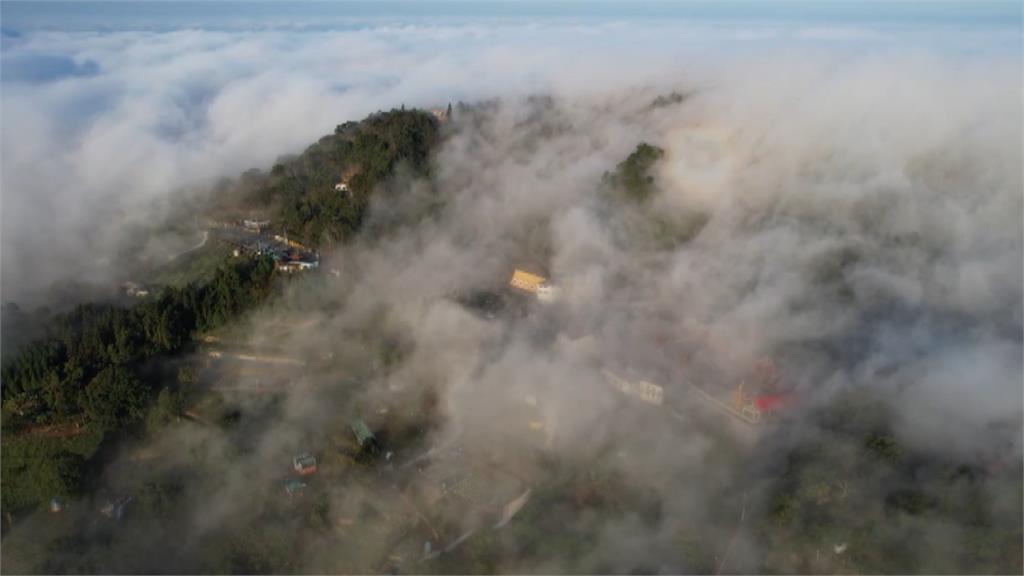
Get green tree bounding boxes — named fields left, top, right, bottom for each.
left=34, top=451, right=86, bottom=501
left=604, top=142, right=665, bottom=202
left=80, top=365, right=148, bottom=431
left=147, top=386, right=185, bottom=431
left=1, top=440, right=88, bottom=510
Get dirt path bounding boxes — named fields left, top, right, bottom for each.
left=182, top=410, right=213, bottom=426
left=165, top=230, right=209, bottom=264
left=15, top=421, right=85, bottom=439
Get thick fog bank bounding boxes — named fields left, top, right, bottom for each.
left=1, top=16, right=1021, bottom=573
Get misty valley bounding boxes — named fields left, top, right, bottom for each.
left=1, top=2, right=1022, bottom=574
left=2, top=97, right=1021, bottom=574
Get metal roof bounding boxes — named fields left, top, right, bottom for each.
left=510, top=269, right=546, bottom=293
left=350, top=419, right=375, bottom=446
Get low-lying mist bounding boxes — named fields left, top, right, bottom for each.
left=1, top=16, right=1021, bottom=575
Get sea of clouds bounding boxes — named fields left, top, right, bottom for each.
left=0, top=7, right=1021, bottom=571
left=1, top=10, right=1019, bottom=302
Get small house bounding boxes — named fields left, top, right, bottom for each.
left=350, top=419, right=376, bottom=448
left=730, top=384, right=797, bottom=424
left=509, top=269, right=558, bottom=303
left=509, top=269, right=545, bottom=294
left=293, top=452, right=317, bottom=476
left=753, top=392, right=797, bottom=414
left=285, top=479, right=307, bottom=498
left=349, top=419, right=381, bottom=458
left=536, top=283, right=559, bottom=303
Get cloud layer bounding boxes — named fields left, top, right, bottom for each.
left=1, top=10, right=1021, bottom=572
left=1, top=15, right=1020, bottom=302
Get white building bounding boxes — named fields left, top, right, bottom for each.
left=602, top=369, right=664, bottom=405
left=536, top=283, right=559, bottom=303
left=243, top=219, right=270, bottom=231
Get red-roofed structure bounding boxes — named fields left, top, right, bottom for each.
left=753, top=393, right=797, bottom=414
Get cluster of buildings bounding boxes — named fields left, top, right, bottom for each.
left=507, top=264, right=802, bottom=430
left=283, top=419, right=378, bottom=500
left=276, top=255, right=319, bottom=272
left=506, top=265, right=796, bottom=424
left=505, top=266, right=796, bottom=427
left=267, top=233, right=319, bottom=273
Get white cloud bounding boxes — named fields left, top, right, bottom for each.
left=2, top=13, right=1021, bottom=571
left=0, top=14, right=1019, bottom=431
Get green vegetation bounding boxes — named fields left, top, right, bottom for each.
left=601, top=142, right=709, bottom=250
left=2, top=255, right=275, bottom=418
left=1, top=430, right=104, bottom=512
left=149, top=242, right=233, bottom=288
left=145, top=385, right=187, bottom=432
left=1, top=108, right=443, bottom=523
left=755, top=389, right=1023, bottom=574
left=3, top=106, right=1020, bottom=575
left=248, top=108, right=441, bottom=245
left=604, top=142, right=665, bottom=203
left=649, top=91, right=689, bottom=109
left=1, top=256, right=275, bottom=513
left=645, top=210, right=710, bottom=250
left=488, top=461, right=662, bottom=572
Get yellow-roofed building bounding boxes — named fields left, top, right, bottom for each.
left=509, top=269, right=546, bottom=294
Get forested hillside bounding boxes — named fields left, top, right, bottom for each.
left=1, top=257, right=275, bottom=512
left=1, top=108, right=445, bottom=519
left=238, top=109, right=441, bottom=245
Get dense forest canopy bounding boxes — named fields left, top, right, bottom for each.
left=243, top=109, right=441, bottom=246
left=1, top=257, right=275, bottom=512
